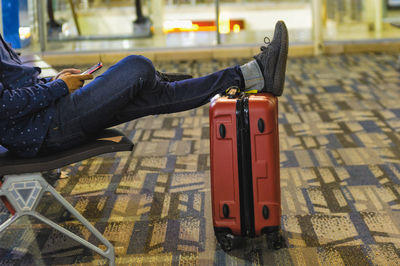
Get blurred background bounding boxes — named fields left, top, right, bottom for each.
left=2, top=0, right=400, bottom=55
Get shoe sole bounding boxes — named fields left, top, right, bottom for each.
left=272, top=21, right=288, bottom=96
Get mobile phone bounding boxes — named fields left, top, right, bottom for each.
left=82, top=62, right=103, bottom=74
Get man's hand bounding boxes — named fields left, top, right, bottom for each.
left=54, top=68, right=82, bottom=80
left=59, top=73, right=93, bottom=93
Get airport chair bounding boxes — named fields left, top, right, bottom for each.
left=0, top=129, right=134, bottom=266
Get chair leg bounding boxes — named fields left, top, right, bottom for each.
left=0, top=174, right=115, bottom=265
left=0, top=214, right=19, bottom=234
left=40, top=180, right=115, bottom=265
left=33, top=211, right=115, bottom=265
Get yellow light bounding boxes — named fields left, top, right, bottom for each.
left=233, top=24, right=240, bottom=33
left=219, top=17, right=230, bottom=34
left=163, top=20, right=193, bottom=32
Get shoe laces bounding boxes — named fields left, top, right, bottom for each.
left=260, top=36, right=271, bottom=52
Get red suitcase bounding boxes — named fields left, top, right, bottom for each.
left=209, top=91, right=282, bottom=251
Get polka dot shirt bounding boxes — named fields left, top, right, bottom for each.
left=0, top=35, right=69, bottom=157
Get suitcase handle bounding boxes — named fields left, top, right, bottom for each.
left=225, top=86, right=241, bottom=98
left=219, top=124, right=226, bottom=139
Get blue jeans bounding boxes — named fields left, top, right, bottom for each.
left=39, top=55, right=244, bottom=154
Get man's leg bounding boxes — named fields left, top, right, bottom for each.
left=74, top=55, right=244, bottom=131
left=40, top=55, right=244, bottom=153
left=111, top=65, right=244, bottom=125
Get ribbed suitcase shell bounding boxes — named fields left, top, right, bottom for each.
left=209, top=93, right=280, bottom=237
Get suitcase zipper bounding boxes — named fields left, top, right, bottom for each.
left=236, top=95, right=256, bottom=237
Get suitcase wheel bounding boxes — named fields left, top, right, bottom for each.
left=266, top=231, right=284, bottom=250
left=216, top=232, right=236, bottom=252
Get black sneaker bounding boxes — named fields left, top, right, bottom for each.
left=254, top=21, right=288, bottom=96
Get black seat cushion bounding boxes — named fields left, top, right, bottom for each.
left=0, top=129, right=134, bottom=176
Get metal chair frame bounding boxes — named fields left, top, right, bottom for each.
left=0, top=129, right=134, bottom=265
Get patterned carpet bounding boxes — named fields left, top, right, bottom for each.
left=2, top=53, right=400, bottom=265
